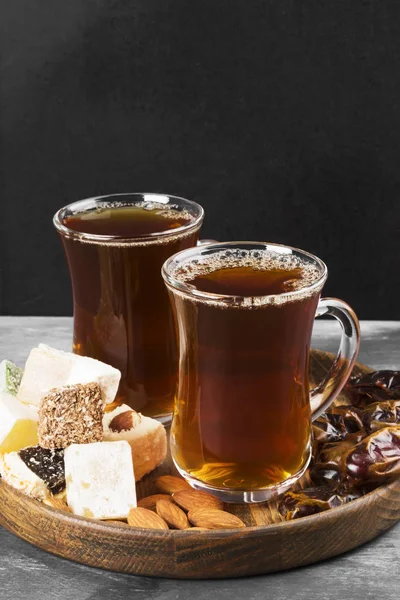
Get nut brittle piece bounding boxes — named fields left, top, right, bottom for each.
left=38, top=382, right=103, bottom=449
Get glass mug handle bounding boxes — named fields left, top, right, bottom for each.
left=310, top=298, right=360, bottom=420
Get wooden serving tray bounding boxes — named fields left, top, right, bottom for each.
left=0, top=350, right=399, bottom=579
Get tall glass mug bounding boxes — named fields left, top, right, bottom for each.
left=54, top=193, right=204, bottom=422
left=162, top=242, right=360, bottom=503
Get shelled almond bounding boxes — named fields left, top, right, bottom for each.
left=137, top=494, right=172, bottom=510
left=109, top=410, right=140, bottom=432
left=156, top=499, right=191, bottom=530
left=173, top=489, right=224, bottom=512
left=128, top=507, right=169, bottom=530
left=155, top=475, right=191, bottom=494
left=188, top=508, right=246, bottom=529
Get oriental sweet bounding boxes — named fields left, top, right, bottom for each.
left=0, top=446, right=65, bottom=499
left=38, top=383, right=104, bottom=448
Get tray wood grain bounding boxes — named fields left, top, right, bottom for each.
left=0, top=350, right=399, bottom=579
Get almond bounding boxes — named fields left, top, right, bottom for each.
left=188, top=508, right=246, bottom=529
left=109, top=410, right=140, bottom=432
left=138, top=494, right=172, bottom=510
left=43, top=497, right=72, bottom=513
left=173, top=489, right=223, bottom=512
left=128, top=507, right=169, bottom=530
left=102, top=520, right=129, bottom=527
left=155, top=475, right=191, bottom=494
left=156, top=499, right=190, bottom=530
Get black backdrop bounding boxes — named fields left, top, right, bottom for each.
left=1, top=1, right=399, bottom=318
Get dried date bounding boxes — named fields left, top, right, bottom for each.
left=278, top=485, right=363, bottom=520
left=279, top=487, right=341, bottom=520
left=310, top=436, right=362, bottom=487
left=291, top=371, right=400, bottom=518
left=345, top=426, right=400, bottom=485
left=313, top=407, right=363, bottom=445
left=362, top=400, right=400, bottom=433
left=347, top=370, right=400, bottom=407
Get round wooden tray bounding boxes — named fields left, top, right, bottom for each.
left=1, top=350, right=399, bottom=579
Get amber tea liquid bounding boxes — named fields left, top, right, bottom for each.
left=169, top=251, right=321, bottom=490
left=61, top=204, right=200, bottom=418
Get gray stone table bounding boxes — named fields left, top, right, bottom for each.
left=1, top=317, right=399, bottom=600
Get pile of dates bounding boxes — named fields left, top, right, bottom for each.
left=279, top=371, right=400, bottom=520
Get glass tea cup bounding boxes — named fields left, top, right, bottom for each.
left=162, top=241, right=360, bottom=503
left=54, top=193, right=204, bottom=423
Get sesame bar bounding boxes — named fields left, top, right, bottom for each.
left=38, top=382, right=103, bottom=449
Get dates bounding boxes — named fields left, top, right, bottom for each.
left=279, top=369, right=400, bottom=521
left=362, top=400, right=400, bottom=432
left=347, top=370, right=400, bottom=407
left=311, top=428, right=400, bottom=488
left=313, top=407, right=363, bottom=445
left=310, top=435, right=363, bottom=487
left=279, top=487, right=342, bottom=520
left=279, top=486, right=363, bottom=520
left=345, top=427, right=400, bottom=485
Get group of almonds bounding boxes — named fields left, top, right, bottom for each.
left=132, top=475, right=245, bottom=530
left=44, top=475, right=246, bottom=531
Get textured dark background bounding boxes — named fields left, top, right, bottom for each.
left=1, top=1, right=399, bottom=318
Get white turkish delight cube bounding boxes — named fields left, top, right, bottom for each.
left=64, top=441, right=137, bottom=520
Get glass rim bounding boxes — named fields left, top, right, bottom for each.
left=162, top=241, right=328, bottom=304
left=53, top=192, right=204, bottom=244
